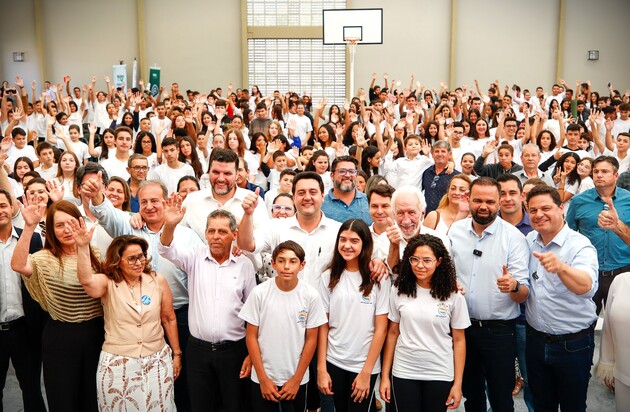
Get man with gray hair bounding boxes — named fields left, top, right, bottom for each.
left=421, top=140, right=460, bottom=213
left=159, top=202, right=256, bottom=412
left=375, top=185, right=450, bottom=270
left=513, top=144, right=555, bottom=186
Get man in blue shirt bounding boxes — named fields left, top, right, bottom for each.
left=321, top=156, right=372, bottom=224
left=525, top=185, right=599, bottom=412
left=566, top=155, right=630, bottom=314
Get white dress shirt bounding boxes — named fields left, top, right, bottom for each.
left=448, top=217, right=530, bottom=321
left=526, top=224, right=598, bottom=335
left=158, top=242, right=256, bottom=343
left=0, top=228, right=24, bottom=323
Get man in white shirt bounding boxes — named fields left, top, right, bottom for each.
left=34, top=142, right=58, bottom=181
left=159, top=207, right=255, bottom=412
left=150, top=102, right=172, bottom=142
left=375, top=185, right=449, bottom=270
left=100, top=126, right=132, bottom=180
left=287, top=103, right=313, bottom=146
left=181, top=149, right=268, bottom=242
left=448, top=177, right=530, bottom=412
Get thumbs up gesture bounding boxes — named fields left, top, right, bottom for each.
left=496, top=265, right=515, bottom=293
left=598, top=198, right=619, bottom=231
left=385, top=217, right=402, bottom=245
left=241, top=187, right=260, bottom=216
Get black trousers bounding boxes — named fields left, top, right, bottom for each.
left=0, top=317, right=46, bottom=412
left=42, top=317, right=103, bottom=412
left=173, top=305, right=191, bottom=412
left=187, top=336, right=251, bottom=412
left=327, top=361, right=378, bottom=412
left=391, top=376, right=453, bottom=412
left=251, top=382, right=307, bottom=412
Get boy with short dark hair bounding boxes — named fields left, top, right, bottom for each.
left=239, top=241, right=327, bottom=411
left=34, top=141, right=58, bottom=181
left=268, top=151, right=287, bottom=191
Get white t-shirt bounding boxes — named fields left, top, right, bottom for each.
left=6, top=144, right=38, bottom=170
left=319, top=270, right=390, bottom=374
left=150, top=116, right=172, bottom=142
left=238, top=279, right=327, bottom=386
left=57, top=139, right=90, bottom=163
left=101, top=156, right=131, bottom=180
left=93, top=100, right=110, bottom=130
left=34, top=164, right=58, bottom=181
left=612, top=118, right=630, bottom=138
left=388, top=284, right=470, bottom=381
left=288, top=114, right=313, bottom=145
left=148, top=162, right=195, bottom=194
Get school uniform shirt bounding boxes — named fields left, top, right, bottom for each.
left=319, top=270, right=390, bottom=374
left=388, top=285, right=470, bottom=381
left=238, top=279, right=327, bottom=386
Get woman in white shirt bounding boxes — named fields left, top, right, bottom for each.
left=55, top=151, right=81, bottom=206
left=380, top=234, right=469, bottom=412
left=318, top=219, right=389, bottom=411
left=576, top=157, right=595, bottom=194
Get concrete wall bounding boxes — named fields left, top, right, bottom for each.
left=1, top=0, right=627, bottom=97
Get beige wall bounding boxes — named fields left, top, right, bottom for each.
left=1, top=0, right=628, bottom=98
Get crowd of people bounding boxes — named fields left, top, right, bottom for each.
left=1, top=73, right=629, bottom=412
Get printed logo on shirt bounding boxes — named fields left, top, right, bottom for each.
left=436, top=302, right=449, bottom=318
left=360, top=295, right=373, bottom=305
left=297, top=308, right=308, bottom=325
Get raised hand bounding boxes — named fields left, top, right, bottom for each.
left=20, top=192, right=47, bottom=227
left=80, top=170, right=104, bottom=200
left=496, top=265, right=515, bottom=293
left=598, top=198, right=620, bottom=231
left=46, top=179, right=65, bottom=202
left=15, top=76, right=24, bottom=88
left=68, top=217, right=96, bottom=248
left=533, top=251, right=564, bottom=274
left=385, top=217, right=401, bottom=245
left=163, top=193, right=186, bottom=227
left=88, top=122, right=97, bottom=135
left=241, top=187, right=260, bottom=215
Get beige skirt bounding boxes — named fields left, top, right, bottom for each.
left=97, top=344, right=176, bottom=411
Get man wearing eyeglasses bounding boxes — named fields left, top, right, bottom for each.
left=321, top=156, right=371, bottom=224
left=448, top=177, right=530, bottom=412
left=422, top=140, right=460, bottom=213
left=126, top=154, right=149, bottom=213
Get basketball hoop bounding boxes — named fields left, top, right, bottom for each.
left=344, top=36, right=360, bottom=58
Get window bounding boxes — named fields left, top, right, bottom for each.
left=246, top=0, right=347, bottom=106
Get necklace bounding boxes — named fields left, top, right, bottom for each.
left=125, top=278, right=141, bottom=306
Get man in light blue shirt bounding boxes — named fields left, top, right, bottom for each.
left=566, top=155, right=630, bottom=314
left=525, top=185, right=598, bottom=412
left=321, top=156, right=372, bottom=225
left=449, top=177, right=530, bottom=412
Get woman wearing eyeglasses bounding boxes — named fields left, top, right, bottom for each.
left=379, top=234, right=469, bottom=411
left=11, top=200, right=104, bottom=412
left=73, top=231, right=181, bottom=411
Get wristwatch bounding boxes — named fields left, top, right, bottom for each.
left=510, top=280, right=521, bottom=293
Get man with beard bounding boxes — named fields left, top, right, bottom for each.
left=375, top=185, right=449, bottom=270
left=448, top=177, right=530, bottom=412
left=181, top=149, right=268, bottom=242
left=321, top=156, right=371, bottom=224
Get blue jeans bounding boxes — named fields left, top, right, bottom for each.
left=463, top=322, right=516, bottom=412
left=515, top=323, right=534, bottom=412
left=526, top=326, right=594, bottom=412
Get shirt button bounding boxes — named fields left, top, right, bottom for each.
left=137, top=324, right=141, bottom=328
left=137, top=341, right=142, bottom=345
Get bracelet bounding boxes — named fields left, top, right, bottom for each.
left=173, top=351, right=183, bottom=358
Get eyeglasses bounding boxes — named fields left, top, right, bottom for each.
left=409, top=256, right=437, bottom=267
left=130, top=166, right=149, bottom=172
left=334, top=168, right=358, bottom=176
left=124, top=254, right=146, bottom=265
left=272, top=205, right=294, bottom=213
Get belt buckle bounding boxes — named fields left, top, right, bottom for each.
left=601, top=269, right=614, bottom=277
left=210, top=342, right=222, bottom=351
left=0, top=323, right=10, bottom=331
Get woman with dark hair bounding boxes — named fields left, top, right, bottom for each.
left=468, top=109, right=481, bottom=125
left=305, top=150, right=332, bottom=193
left=589, top=91, right=600, bottom=111
left=424, top=121, right=440, bottom=145
left=360, top=145, right=381, bottom=177
left=226, top=127, right=260, bottom=181
left=105, top=176, right=131, bottom=212
left=74, top=231, right=180, bottom=411
left=316, top=123, right=337, bottom=162
left=11, top=200, right=105, bottom=412
left=534, top=130, right=558, bottom=164
left=552, top=152, right=581, bottom=206
left=117, top=111, right=137, bottom=131
left=380, top=234, right=469, bottom=411
left=12, top=156, right=35, bottom=185
left=197, top=110, right=216, bottom=134
left=88, top=126, right=116, bottom=161
left=179, top=136, right=204, bottom=179
left=318, top=219, right=389, bottom=411
left=466, top=118, right=491, bottom=157
left=343, top=121, right=365, bottom=147
left=133, top=130, right=161, bottom=169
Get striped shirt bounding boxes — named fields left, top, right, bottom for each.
left=23, top=250, right=103, bottom=322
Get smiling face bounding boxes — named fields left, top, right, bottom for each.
left=337, top=229, right=362, bottom=264
left=469, top=184, right=499, bottom=226
left=331, top=161, right=357, bottom=193
left=369, top=192, right=393, bottom=226
left=460, top=154, right=475, bottom=174
left=209, top=160, right=237, bottom=196
left=577, top=159, right=592, bottom=178
left=293, top=178, right=323, bottom=218
left=25, top=182, right=49, bottom=206
left=105, top=180, right=126, bottom=209
left=409, top=245, right=441, bottom=288
left=499, top=179, right=523, bottom=216
left=394, top=193, right=423, bottom=239
left=138, top=184, right=165, bottom=226
left=528, top=193, right=564, bottom=242
left=313, top=155, right=329, bottom=174
left=120, top=244, right=146, bottom=278
left=271, top=195, right=295, bottom=218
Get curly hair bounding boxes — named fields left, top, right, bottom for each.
left=103, top=235, right=154, bottom=283
left=395, top=234, right=457, bottom=301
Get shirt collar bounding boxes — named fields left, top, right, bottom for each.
left=204, top=248, right=237, bottom=265
left=534, top=223, right=571, bottom=248
left=468, top=216, right=500, bottom=237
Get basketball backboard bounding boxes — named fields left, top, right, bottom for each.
left=322, top=8, right=383, bottom=45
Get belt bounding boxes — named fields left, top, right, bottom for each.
left=528, top=324, right=595, bottom=343
left=469, top=318, right=516, bottom=328
left=189, top=335, right=244, bottom=351
left=599, top=264, right=630, bottom=277
left=0, top=317, right=25, bottom=332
